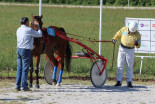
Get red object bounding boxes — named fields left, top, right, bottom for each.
left=152, top=24, right=155, bottom=27
left=134, top=41, right=138, bottom=46
left=42, top=27, right=46, bottom=30
left=53, top=28, right=109, bottom=75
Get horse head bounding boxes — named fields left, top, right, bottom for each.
left=31, top=14, right=43, bottom=30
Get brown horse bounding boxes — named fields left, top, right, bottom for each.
left=29, top=15, right=72, bottom=88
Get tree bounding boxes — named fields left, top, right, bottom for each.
left=115, top=0, right=128, bottom=6
left=146, top=0, right=151, bottom=6
left=130, top=0, right=139, bottom=6
left=91, top=0, right=100, bottom=5
left=106, top=0, right=115, bottom=5
left=76, top=0, right=83, bottom=5
left=65, top=0, right=71, bottom=4
left=151, top=0, right=155, bottom=5
left=43, top=0, right=49, bottom=3
left=138, top=0, right=146, bottom=6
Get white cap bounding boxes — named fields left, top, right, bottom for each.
left=129, top=21, right=138, bottom=32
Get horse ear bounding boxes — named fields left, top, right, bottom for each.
left=40, top=15, right=43, bottom=19
left=31, top=14, right=34, bottom=19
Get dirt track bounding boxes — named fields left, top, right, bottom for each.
left=0, top=82, right=155, bottom=104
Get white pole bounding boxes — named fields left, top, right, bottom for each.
left=39, top=0, right=42, bottom=73
left=128, top=0, right=130, bottom=7
left=39, top=0, right=42, bottom=16
left=140, top=57, right=144, bottom=74
left=99, top=0, right=103, bottom=55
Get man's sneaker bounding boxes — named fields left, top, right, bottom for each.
left=22, top=88, right=32, bottom=91
left=15, top=88, right=21, bottom=91
left=127, top=82, right=133, bottom=88
left=114, top=81, right=121, bottom=86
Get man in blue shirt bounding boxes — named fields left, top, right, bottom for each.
left=16, top=17, right=42, bottom=91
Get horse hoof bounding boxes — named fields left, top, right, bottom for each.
left=52, top=82, right=57, bottom=85
left=56, top=83, right=61, bottom=86
left=35, top=84, right=40, bottom=89
left=52, top=79, right=57, bottom=85
left=29, top=84, right=33, bottom=88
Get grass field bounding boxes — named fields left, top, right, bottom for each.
left=0, top=4, right=155, bottom=79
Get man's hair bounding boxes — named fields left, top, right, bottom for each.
left=20, top=17, right=29, bottom=25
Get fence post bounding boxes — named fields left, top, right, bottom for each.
left=128, top=0, right=130, bottom=7
left=99, top=0, right=103, bottom=55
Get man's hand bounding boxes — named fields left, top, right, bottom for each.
left=112, top=39, right=116, bottom=44
left=34, top=24, right=40, bottom=30
left=33, top=21, right=40, bottom=30
left=134, top=41, right=138, bottom=46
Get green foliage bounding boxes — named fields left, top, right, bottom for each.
left=43, top=0, right=49, bottom=3
left=33, top=0, right=38, bottom=3
left=138, top=0, right=151, bottom=6
left=92, top=0, right=100, bottom=5
left=106, top=0, right=115, bottom=5
left=138, top=0, right=146, bottom=6
left=146, top=0, right=151, bottom=6
left=130, top=0, right=139, bottom=6
left=115, top=0, right=128, bottom=6
left=152, top=0, right=155, bottom=5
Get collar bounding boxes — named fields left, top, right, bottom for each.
left=21, top=25, right=28, bottom=27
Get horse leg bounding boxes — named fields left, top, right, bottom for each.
left=56, top=48, right=65, bottom=86
left=35, top=55, right=40, bottom=88
left=46, top=52, right=58, bottom=85
left=56, top=56, right=64, bottom=86
left=29, top=56, right=34, bottom=88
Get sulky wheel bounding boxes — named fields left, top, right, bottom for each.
left=90, top=60, right=107, bottom=88
left=44, top=60, right=60, bottom=85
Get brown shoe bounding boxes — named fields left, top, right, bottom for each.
left=22, top=88, right=32, bottom=91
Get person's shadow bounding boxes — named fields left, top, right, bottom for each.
left=85, top=85, right=149, bottom=92
left=0, top=98, right=39, bottom=101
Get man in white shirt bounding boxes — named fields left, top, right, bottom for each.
left=16, top=17, right=42, bottom=91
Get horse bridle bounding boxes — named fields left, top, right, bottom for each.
left=30, top=20, right=40, bottom=31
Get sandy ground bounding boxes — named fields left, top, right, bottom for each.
left=0, top=82, right=155, bottom=104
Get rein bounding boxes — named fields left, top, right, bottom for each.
left=54, top=29, right=112, bottom=43
left=55, top=29, right=115, bottom=68
left=31, top=23, right=116, bottom=67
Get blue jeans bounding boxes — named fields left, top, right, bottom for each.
left=16, top=48, right=31, bottom=89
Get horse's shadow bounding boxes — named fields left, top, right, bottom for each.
left=33, top=84, right=149, bottom=93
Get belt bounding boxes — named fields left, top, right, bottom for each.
left=121, top=43, right=134, bottom=49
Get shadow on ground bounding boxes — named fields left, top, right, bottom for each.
left=33, top=84, right=149, bottom=93
left=0, top=98, right=39, bottom=101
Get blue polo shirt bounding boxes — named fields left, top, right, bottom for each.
left=16, top=25, right=42, bottom=50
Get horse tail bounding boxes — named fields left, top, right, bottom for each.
left=59, top=28, right=72, bottom=72
left=65, top=41, right=72, bottom=72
